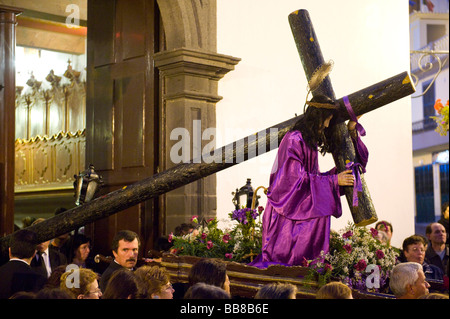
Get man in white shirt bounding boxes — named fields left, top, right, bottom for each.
left=30, top=218, right=67, bottom=278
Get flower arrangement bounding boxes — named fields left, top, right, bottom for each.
left=431, top=99, right=449, bottom=136
left=228, top=207, right=263, bottom=262
left=304, top=222, right=399, bottom=293
left=169, top=207, right=263, bottom=263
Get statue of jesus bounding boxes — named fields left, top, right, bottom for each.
left=250, top=94, right=368, bottom=268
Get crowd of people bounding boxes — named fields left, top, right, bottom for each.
left=0, top=202, right=448, bottom=300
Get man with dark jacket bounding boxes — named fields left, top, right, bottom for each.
left=29, top=218, right=67, bottom=278
left=99, top=230, right=140, bottom=292
left=425, top=222, right=449, bottom=276
left=0, top=229, right=46, bottom=299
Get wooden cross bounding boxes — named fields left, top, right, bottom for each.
left=0, top=10, right=416, bottom=254
left=289, top=9, right=401, bottom=226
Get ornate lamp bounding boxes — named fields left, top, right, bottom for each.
left=232, top=178, right=258, bottom=210
left=73, top=164, right=103, bottom=206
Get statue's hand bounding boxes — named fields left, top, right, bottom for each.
left=347, top=115, right=362, bottom=136
left=338, top=170, right=354, bottom=186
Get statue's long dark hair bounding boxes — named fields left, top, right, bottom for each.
left=291, top=95, right=338, bottom=155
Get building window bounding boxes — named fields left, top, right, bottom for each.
left=422, top=80, right=436, bottom=118
left=426, top=24, right=446, bottom=44
left=441, top=163, right=449, bottom=205
left=415, top=164, right=435, bottom=223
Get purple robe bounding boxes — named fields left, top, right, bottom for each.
left=249, top=130, right=368, bottom=268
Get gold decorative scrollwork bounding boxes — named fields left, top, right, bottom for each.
left=410, top=49, right=449, bottom=99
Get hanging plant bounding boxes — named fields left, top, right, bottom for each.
left=431, top=99, right=449, bottom=136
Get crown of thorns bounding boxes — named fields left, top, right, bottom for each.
left=305, top=100, right=339, bottom=109
left=304, top=60, right=339, bottom=110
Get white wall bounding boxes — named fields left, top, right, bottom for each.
left=436, top=71, right=449, bottom=103
left=215, top=0, right=414, bottom=248
left=412, top=70, right=450, bottom=123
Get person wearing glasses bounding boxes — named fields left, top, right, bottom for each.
left=401, top=235, right=444, bottom=281
left=134, top=265, right=175, bottom=299
left=60, top=267, right=102, bottom=299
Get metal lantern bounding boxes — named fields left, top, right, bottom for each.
left=232, top=178, right=258, bottom=210
left=73, top=164, right=103, bottom=206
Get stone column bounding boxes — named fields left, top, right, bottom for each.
left=0, top=5, right=21, bottom=236
left=154, top=0, right=240, bottom=233
left=154, top=48, right=240, bottom=232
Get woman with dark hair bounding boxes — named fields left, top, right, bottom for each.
left=184, top=282, right=231, bottom=299
left=250, top=94, right=369, bottom=267
left=69, top=234, right=96, bottom=270
left=102, top=269, right=139, bottom=299
left=188, top=259, right=230, bottom=295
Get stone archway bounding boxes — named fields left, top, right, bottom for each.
left=154, top=0, right=240, bottom=232
left=156, top=0, right=217, bottom=51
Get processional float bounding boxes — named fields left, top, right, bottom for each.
left=0, top=10, right=415, bottom=258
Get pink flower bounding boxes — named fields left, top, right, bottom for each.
left=342, top=231, right=353, bottom=239
left=258, top=206, right=264, bottom=213
left=222, top=234, right=230, bottom=243
left=300, top=257, right=309, bottom=267
left=354, top=259, right=367, bottom=272
left=324, top=264, right=333, bottom=273
left=343, top=244, right=352, bottom=254
left=201, top=233, right=207, bottom=240
left=225, top=253, right=233, bottom=259
left=206, top=241, right=213, bottom=250
left=207, top=218, right=215, bottom=223
left=191, top=215, right=199, bottom=223
left=168, top=232, right=173, bottom=243
left=370, top=228, right=378, bottom=238
left=376, top=249, right=385, bottom=259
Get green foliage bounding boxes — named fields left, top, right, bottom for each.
left=170, top=207, right=263, bottom=263
left=431, top=99, right=449, bottom=136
